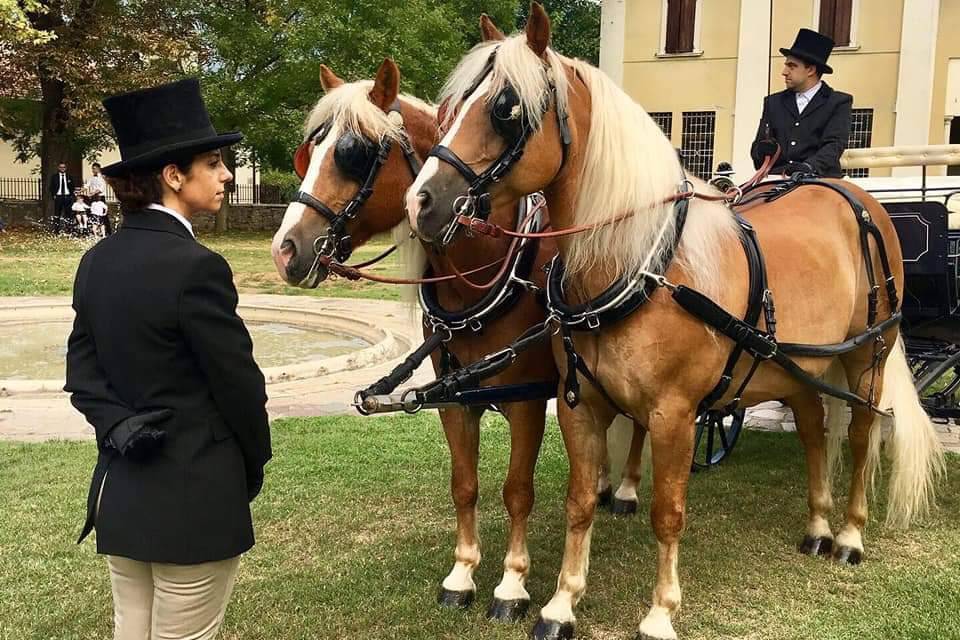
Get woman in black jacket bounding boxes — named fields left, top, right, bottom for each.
left=65, top=78, right=271, bottom=640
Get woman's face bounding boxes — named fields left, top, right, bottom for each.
left=177, top=150, right=233, bottom=215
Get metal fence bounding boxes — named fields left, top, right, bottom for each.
left=0, top=177, right=118, bottom=202
left=228, top=183, right=285, bottom=205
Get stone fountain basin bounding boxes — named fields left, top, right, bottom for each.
left=0, top=300, right=408, bottom=396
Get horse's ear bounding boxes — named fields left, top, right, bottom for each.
left=480, top=13, right=506, bottom=42
left=369, top=58, right=400, bottom=112
left=525, top=1, right=551, bottom=57
left=320, top=65, right=344, bottom=92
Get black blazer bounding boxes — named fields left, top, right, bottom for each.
left=750, top=82, right=852, bottom=178
left=65, top=210, right=271, bottom=564
left=49, top=172, right=77, bottom=198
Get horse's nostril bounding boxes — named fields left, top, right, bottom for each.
left=280, top=239, right=296, bottom=259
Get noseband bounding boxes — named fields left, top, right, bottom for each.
left=427, top=48, right=572, bottom=247
left=289, top=99, right=422, bottom=264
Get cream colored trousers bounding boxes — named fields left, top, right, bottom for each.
left=106, top=555, right=240, bottom=640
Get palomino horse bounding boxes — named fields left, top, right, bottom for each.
left=406, top=6, right=945, bottom=640
left=269, top=55, right=646, bottom=620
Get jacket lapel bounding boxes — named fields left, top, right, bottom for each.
left=121, top=210, right=195, bottom=241
left=799, top=82, right=833, bottom=120
left=781, top=90, right=800, bottom=120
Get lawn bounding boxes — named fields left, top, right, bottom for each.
left=1, top=415, right=958, bottom=640
left=0, top=229, right=402, bottom=300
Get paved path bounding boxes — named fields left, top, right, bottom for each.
left=1, top=295, right=957, bottom=453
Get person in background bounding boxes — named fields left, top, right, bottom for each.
left=48, top=162, right=76, bottom=233
left=65, top=78, right=271, bottom=640
left=71, top=190, right=90, bottom=235
left=84, top=162, right=112, bottom=234
left=750, top=28, right=852, bottom=178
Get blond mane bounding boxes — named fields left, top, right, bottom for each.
left=437, top=36, right=569, bottom=136
left=304, top=80, right=436, bottom=144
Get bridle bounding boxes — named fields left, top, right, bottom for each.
left=290, top=98, right=422, bottom=268
left=427, top=48, right=571, bottom=248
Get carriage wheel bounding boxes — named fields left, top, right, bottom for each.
left=691, top=409, right=745, bottom=472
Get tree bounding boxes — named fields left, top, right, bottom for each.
left=194, top=0, right=517, bottom=173
left=516, top=0, right=600, bottom=64
left=0, top=0, right=196, bottom=214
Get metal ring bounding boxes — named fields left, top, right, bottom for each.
left=400, top=388, right=424, bottom=414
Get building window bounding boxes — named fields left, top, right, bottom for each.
left=846, top=108, right=873, bottom=178
left=680, top=111, right=715, bottom=179
left=819, top=0, right=853, bottom=47
left=650, top=111, right=673, bottom=139
left=663, top=0, right=699, bottom=54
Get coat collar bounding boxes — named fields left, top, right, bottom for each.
left=121, top=209, right=196, bottom=241
left=779, top=81, right=834, bottom=120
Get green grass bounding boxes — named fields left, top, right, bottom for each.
left=1, top=415, right=959, bottom=640
left=0, top=229, right=402, bottom=300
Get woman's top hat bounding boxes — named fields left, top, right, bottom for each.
left=100, top=78, right=242, bottom=177
left=779, top=28, right=835, bottom=75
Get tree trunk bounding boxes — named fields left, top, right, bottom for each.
left=39, top=70, right=82, bottom=221
left=217, top=146, right=237, bottom=233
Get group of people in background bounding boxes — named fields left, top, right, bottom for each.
left=49, top=161, right=113, bottom=237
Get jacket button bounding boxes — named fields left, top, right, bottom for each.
left=790, top=141, right=797, bottom=146
left=795, top=122, right=800, bottom=126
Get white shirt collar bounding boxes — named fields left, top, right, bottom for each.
left=795, top=81, right=822, bottom=113
left=146, top=203, right=195, bottom=237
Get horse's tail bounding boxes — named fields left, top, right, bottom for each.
left=878, top=334, right=946, bottom=528
left=824, top=360, right=850, bottom=487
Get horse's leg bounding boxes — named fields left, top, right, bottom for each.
left=532, top=400, right=614, bottom=640
left=637, top=404, right=696, bottom=640
left=488, top=399, right=548, bottom=623
left=611, top=419, right=647, bottom=516
left=597, top=453, right=613, bottom=508
left=834, top=401, right=878, bottom=565
left=438, top=406, right=483, bottom=609
left=786, top=390, right=835, bottom=557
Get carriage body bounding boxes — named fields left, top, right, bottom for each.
left=843, top=144, right=960, bottom=421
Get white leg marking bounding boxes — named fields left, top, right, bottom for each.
left=539, top=524, right=594, bottom=623
left=614, top=478, right=639, bottom=503
left=836, top=524, right=863, bottom=551
left=405, top=77, right=492, bottom=229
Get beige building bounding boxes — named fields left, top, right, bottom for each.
left=600, top=0, right=960, bottom=179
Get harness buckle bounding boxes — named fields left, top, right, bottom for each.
left=400, top=388, right=424, bottom=414
left=586, top=313, right=600, bottom=331
left=469, top=318, right=483, bottom=333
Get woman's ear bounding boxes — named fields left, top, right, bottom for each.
left=160, top=164, right=182, bottom=193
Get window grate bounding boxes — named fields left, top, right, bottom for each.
left=650, top=111, right=673, bottom=139
left=846, top=108, right=873, bottom=178
left=680, top=111, right=715, bottom=180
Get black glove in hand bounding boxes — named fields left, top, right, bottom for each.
left=247, top=467, right=264, bottom=502
left=106, top=409, right=172, bottom=461
left=755, top=139, right=778, bottom=159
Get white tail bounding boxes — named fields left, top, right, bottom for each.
left=878, top=335, right=946, bottom=528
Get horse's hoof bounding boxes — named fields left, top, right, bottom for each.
left=834, top=546, right=863, bottom=566
left=597, top=486, right=613, bottom=507
left=610, top=497, right=638, bottom=516
left=635, top=633, right=675, bottom=640
left=799, top=535, right=833, bottom=557
left=437, top=587, right=475, bottom=609
left=531, top=616, right=576, bottom=640
left=487, top=597, right=529, bottom=622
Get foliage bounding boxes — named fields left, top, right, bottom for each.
left=0, top=0, right=55, bottom=45
left=516, top=0, right=600, bottom=64
left=260, top=169, right=301, bottom=202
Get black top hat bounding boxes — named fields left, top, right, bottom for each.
left=780, top=28, right=835, bottom=75
left=100, top=78, right=242, bottom=177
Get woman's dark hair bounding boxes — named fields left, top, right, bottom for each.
left=105, top=152, right=196, bottom=211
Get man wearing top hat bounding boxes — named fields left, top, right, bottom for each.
left=751, top=28, right=853, bottom=178
left=64, top=78, right=271, bottom=639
